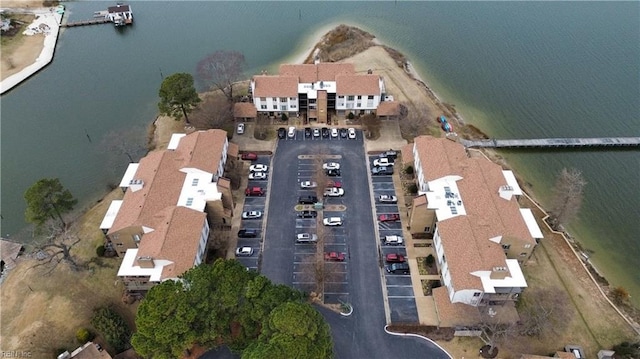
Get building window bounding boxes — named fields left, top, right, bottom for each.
left=191, top=178, right=199, bottom=186
left=281, top=105, right=287, bottom=111
left=357, top=95, right=362, bottom=100
left=260, top=97, right=266, bottom=101
left=338, top=95, right=345, bottom=99
left=356, top=103, right=361, bottom=108
left=368, top=95, right=374, bottom=99
left=424, top=226, right=430, bottom=233
left=291, top=104, right=297, bottom=108
left=280, top=97, right=287, bottom=102
left=348, top=95, right=354, bottom=101
left=272, top=97, right=278, bottom=102
left=524, top=244, right=532, bottom=249
left=502, top=244, right=511, bottom=250
left=186, top=197, right=194, bottom=206
left=133, top=234, right=141, bottom=243
left=273, top=105, right=277, bottom=110
left=290, top=97, right=296, bottom=101
left=260, top=104, right=267, bottom=110
left=473, top=292, right=481, bottom=297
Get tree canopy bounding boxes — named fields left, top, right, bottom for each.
left=131, top=260, right=331, bottom=358
left=24, top=177, right=77, bottom=229
left=196, top=50, right=245, bottom=101
left=158, top=73, right=201, bottom=124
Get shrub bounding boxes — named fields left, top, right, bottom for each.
left=408, top=183, right=418, bottom=194
left=405, top=165, right=414, bottom=175
left=96, top=245, right=106, bottom=257
left=281, top=113, right=288, bottom=122
left=347, top=112, right=355, bottom=120
left=91, top=307, right=131, bottom=353
left=611, top=286, right=630, bottom=304
left=426, top=254, right=435, bottom=267
left=76, top=327, right=93, bottom=343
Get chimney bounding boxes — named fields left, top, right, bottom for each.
left=136, top=256, right=154, bottom=268
left=129, top=179, right=144, bottom=192
left=498, top=185, right=514, bottom=200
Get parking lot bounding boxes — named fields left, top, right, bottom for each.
left=369, top=154, right=420, bottom=323
left=235, top=155, right=271, bottom=271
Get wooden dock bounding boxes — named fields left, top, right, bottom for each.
left=461, top=137, right=640, bottom=149
left=62, top=18, right=110, bottom=27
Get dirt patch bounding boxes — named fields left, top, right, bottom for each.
left=1, top=31, right=44, bottom=81
left=387, top=324, right=454, bottom=341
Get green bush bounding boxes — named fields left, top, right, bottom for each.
left=96, top=245, right=106, bottom=257
left=408, top=183, right=418, bottom=194
left=404, top=165, right=414, bottom=175
left=426, top=254, right=435, bottom=267
left=76, top=327, right=93, bottom=343
left=281, top=113, right=288, bottom=122
left=347, top=112, right=355, bottom=120
left=91, top=307, right=131, bottom=353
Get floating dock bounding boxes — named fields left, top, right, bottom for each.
left=61, top=3, right=133, bottom=28
left=461, top=137, right=640, bottom=149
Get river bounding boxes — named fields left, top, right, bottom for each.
left=1, top=1, right=638, bottom=306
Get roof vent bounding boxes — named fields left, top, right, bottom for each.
left=499, top=185, right=514, bottom=200
left=129, top=179, right=144, bottom=192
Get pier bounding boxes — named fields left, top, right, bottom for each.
left=61, top=18, right=110, bottom=28
left=461, top=137, right=640, bottom=149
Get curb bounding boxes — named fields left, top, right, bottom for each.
left=384, top=325, right=453, bottom=359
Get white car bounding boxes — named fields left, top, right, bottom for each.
left=331, top=128, right=339, bottom=138
left=323, top=217, right=343, bottom=226
left=235, top=246, right=254, bottom=256
left=382, top=235, right=404, bottom=246
left=249, top=172, right=267, bottom=180
left=348, top=128, right=356, bottom=139
left=323, top=187, right=344, bottom=197
left=249, top=164, right=268, bottom=172
left=296, top=233, right=318, bottom=243
left=300, top=181, right=318, bottom=189
left=288, top=126, right=296, bottom=138
left=322, top=162, right=340, bottom=170
left=236, top=123, right=245, bottom=135
left=373, top=158, right=395, bottom=167
left=378, top=194, right=398, bottom=203
left=242, top=211, right=262, bottom=219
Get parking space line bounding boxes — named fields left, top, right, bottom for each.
left=387, top=296, right=416, bottom=299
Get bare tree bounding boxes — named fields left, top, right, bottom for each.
left=101, top=127, right=148, bottom=178
left=188, top=93, right=233, bottom=130
left=195, top=50, right=246, bottom=102
left=361, top=113, right=381, bottom=139
left=254, top=115, right=270, bottom=140
left=31, top=220, right=82, bottom=273
left=398, top=104, right=434, bottom=139
left=517, top=287, right=571, bottom=337
left=477, top=308, right=518, bottom=357
left=549, top=167, right=586, bottom=230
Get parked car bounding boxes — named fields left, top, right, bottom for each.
left=249, top=164, right=268, bottom=172
left=371, top=166, right=393, bottom=175
left=300, top=181, right=318, bottom=189
left=323, top=187, right=344, bottom=197
left=237, top=229, right=258, bottom=238
left=340, top=128, right=348, bottom=138
left=378, top=213, right=400, bottom=222
left=326, top=180, right=342, bottom=188
left=297, top=210, right=317, bottom=218
left=382, top=235, right=404, bottom=246
left=287, top=126, right=296, bottom=138
left=324, top=252, right=345, bottom=262
left=377, top=194, right=398, bottom=203
left=348, top=128, right=356, bottom=139
left=236, top=123, right=245, bottom=135
left=298, top=195, right=318, bottom=204
left=242, top=210, right=262, bottom=219
left=248, top=172, right=267, bottom=180
left=378, top=150, right=398, bottom=160
left=331, top=128, right=339, bottom=138
left=385, top=253, right=406, bottom=263
left=241, top=152, right=258, bottom=161
left=326, top=169, right=341, bottom=177
left=323, top=217, right=343, bottom=226
left=373, top=157, right=395, bottom=167
left=245, top=187, right=264, bottom=196
left=321, top=127, right=330, bottom=138
left=235, top=246, right=254, bottom=257
left=386, top=262, right=410, bottom=274
left=296, top=233, right=318, bottom=243
left=304, top=127, right=312, bottom=138
left=313, top=128, right=321, bottom=138
left=322, top=162, right=340, bottom=170
left=277, top=127, right=286, bottom=139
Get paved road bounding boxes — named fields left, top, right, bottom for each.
left=259, top=129, right=450, bottom=359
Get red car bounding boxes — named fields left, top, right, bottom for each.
left=385, top=253, right=406, bottom=263
left=241, top=152, right=258, bottom=161
left=326, top=180, right=342, bottom=188
left=378, top=213, right=400, bottom=222
left=245, top=187, right=264, bottom=196
left=324, top=252, right=346, bottom=262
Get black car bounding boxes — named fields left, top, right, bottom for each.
left=386, top=262, right=410, bottom=274
left=340, top=128, right=348, bottom=138
left=378, top=150, right=398, bottom=160
left=326, top=169, right=341, bottom=177
left=277, top=127, right=286, bottom=139
left=371, top=166, right=393, bottom=175
left=297, top=210, right=317, bottom=218
left=238, top=229, right=258, bottom=238
left=321, top=127, right=330, bottom=138
left=298, top=195, right=319, bottom=204
left=304, top=127, right=312, bottom=138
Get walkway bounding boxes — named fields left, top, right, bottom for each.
left=462, top=137, right=640, bottom=149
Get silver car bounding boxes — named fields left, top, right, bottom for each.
left=235, top=246, right=254, bottom=256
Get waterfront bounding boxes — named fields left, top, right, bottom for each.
left=1, top=1, right=638, bottom=306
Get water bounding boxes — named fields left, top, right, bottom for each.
left=1, top=1, right=638, bottom=305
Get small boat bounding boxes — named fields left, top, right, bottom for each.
left=441, top=122, right=453, bottom=132
left=438, top=115, right=447, bottom=124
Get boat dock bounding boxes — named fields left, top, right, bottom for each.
left=62, top=18, right=110, bottom=28
left=461, top=137, right=640, bottom=149
left=61, top=3, right=133, bottom=28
